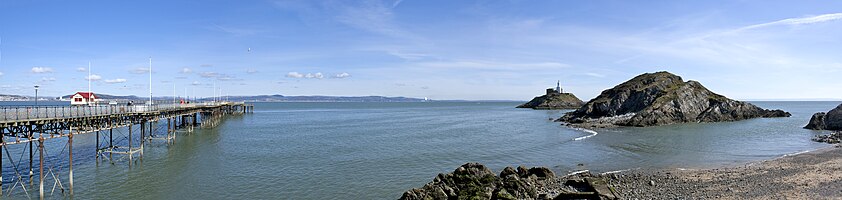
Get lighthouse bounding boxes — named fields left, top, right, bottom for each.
left=547, top=80, right=564, bottom=95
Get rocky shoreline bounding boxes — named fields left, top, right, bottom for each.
left=400, top=146, right=842, bottom=199
left=813, top=131, right=842, bottom=144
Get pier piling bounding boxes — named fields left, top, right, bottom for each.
left=68, top=131, right=74, bottom=195
left=38, top=138, right=44, bottom=200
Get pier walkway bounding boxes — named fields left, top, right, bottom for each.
left=0, top=101, right=254, bottom=199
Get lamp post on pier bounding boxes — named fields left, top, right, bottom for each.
left=34, top=85, right=39, bottom=118
left=34, top=85, right=39, bottom=106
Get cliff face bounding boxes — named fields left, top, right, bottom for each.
left=805, top=103, right=842, bottom=131
left=558, top=71, right=791, bottom=127
left=516, top=93, right=584, bottom=109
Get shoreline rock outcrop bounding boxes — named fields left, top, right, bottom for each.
left=805, top=103, right=842, bottom=131
left=517, top=92, right=584, bottom=110
left=812, top=131, right=842, bottom=144
left=557, top=71, right=791, bottom=128
left=399, top=163, right=617, bottom=200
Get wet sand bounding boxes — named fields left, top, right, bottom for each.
left=608, top=145, right=842, bottom=199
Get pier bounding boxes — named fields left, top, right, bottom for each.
left=0, top=102, right=254, bottom=199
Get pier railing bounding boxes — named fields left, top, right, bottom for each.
left=0, top=102, right=238, bottom=122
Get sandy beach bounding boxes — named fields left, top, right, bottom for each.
left=609, top=145, right=842, bottom=199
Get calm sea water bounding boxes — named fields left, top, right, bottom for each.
left=0, top=101, right=836, bottom=199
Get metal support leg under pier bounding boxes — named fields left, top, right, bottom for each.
left=128, top=124, right=133, bottom=166
left=1, top=134, right=3, bottom=196
left=68, top=132, right=74, bottom=195
left=29, top=133, right=33, bottom=186
left=95, top=130, right=99, bottom=160
left=109, top=128, right=113, bottom=161
left=38, top=138, right=44, bottom=200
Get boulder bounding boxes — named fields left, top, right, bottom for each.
left=804, top=104, right=842, bottom=131
left=526, top=167, right=555, bottom=179
left=812, top=131, right=842, bottom=144
left=400, top=163, right=620, bottom=200
left=805, top=112, right=827, bottom=130
left=400, top=163, right=498, bottom=200
left=400, top=163, right=560, bottom=200
left=826, top=104, right=842, bottom=130
left=557, top=71, right=790, bottom=127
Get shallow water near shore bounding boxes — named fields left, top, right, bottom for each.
left=0, top=101, right=836, bottom=199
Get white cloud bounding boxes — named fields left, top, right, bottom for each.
left=40, top=77, right=56, bottom=82
left=211, top=23, right=263, bottom=36
left=0, top=72, right=3, bottom=76
left=191, top=81, right=201, bottom=86
left=76, top=67, right=87, bottom=72
left=584, top=73, right=606, bottom=78
left=388, top=51, right=431, bottom=60
left=181, top=67, right=192, bottom=73
left=85, top=74, right=102, bottom=81
left=333, top=72, right=351, bottom=78
left=335, top=1, right=413, bottom=39
left=305, top=72, right=323, bottom=79
left=246, top=69, right=258, bottom=74
left=738, top=13, right=842, bottom=31
left=131, top=67, right=150, bottom=74
left=31, top=67, right=53, bottom=73
left=392, top=0, right=404, bottom=8
left=286, top=72, right=304, bottom=78
left=104, top=78, right=127, bottom=84
left=287, top=72, right=324, bottom=79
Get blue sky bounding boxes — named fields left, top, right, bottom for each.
left=1, top=1, right=841, bottom=100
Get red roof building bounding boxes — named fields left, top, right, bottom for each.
left=71, top=92, right=97, bottom=105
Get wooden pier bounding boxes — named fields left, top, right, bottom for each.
left=0, top=102, right=254, bottom=199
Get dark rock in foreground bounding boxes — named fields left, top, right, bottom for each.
left=805, top=103, right=842, bottom=131
left=400, top=163, right=617, bottom=200
left=517, top=93, right=584, bottom=110
left=557, top=71, right=790, bottom=127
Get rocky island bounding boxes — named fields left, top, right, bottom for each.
left=557, top=71, right=790, bottom=128
left=517, top=81, right=584, bottom=109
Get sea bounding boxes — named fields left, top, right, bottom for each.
left=0, top=101, right=837, bottom=199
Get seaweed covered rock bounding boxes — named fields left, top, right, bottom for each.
left=557, top=71, right=790, bottom=128
left=805, top=103, right=842, bottom=131
left=399, top=163, right=559, bottom=200
left=517, top=93, right=584, bottom=110
left=812, top=131, right=842, bottom=144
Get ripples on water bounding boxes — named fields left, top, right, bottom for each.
left=0, top=101, right=837, bottom=199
